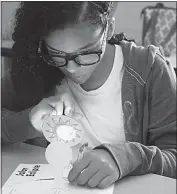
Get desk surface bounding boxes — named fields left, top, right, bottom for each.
left=2, top=143, right=176, bottom=194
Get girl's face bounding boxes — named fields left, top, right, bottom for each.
left=44, top=23, right=107, bottom=84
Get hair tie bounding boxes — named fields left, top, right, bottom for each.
left=108, top=33, right=136, bottom=45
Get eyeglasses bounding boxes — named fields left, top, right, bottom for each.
left=38, top=24, right=107, bottom=67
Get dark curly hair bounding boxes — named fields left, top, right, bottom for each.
left=11, top=1, right=118, bottom=107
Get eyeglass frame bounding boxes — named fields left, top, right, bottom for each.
left=37, top=22, right=108, bottom=67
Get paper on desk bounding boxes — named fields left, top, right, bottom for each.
left=2, top=164, right=114, bottom=194
left=3, top=180, right=114, bottom=194
left=2, top=164, right=54, bottom=188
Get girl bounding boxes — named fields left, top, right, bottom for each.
left=2, top=1, right=176, bottom=189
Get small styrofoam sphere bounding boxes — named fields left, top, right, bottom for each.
left=45, top=141, right=72, bottom=167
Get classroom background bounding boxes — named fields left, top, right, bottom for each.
left=1, top=1, right=176, bottom=76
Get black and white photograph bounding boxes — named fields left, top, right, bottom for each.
left=1, top=1, right=176, bottom=194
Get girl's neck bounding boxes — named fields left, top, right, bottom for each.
left=81, top=43, right=115, bottom=91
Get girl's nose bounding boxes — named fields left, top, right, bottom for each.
left=66, top=60, right=80, bottom=73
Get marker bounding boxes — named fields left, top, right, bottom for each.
left=35, top=178, right=54, bottom=181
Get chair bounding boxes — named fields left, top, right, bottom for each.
left=141, top=3, right=176, bottom=75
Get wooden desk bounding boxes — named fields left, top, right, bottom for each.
left=2, top=143, right=176, bottom=194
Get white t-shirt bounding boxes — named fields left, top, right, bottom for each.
left=55, top=45, right=125, bottom=161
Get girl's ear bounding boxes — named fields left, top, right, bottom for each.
left=106, top=17, right=115, bottom=41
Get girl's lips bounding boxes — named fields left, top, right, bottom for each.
left=68, top=73, right=83, bottom=78
left=68, top=74, right=86, bottom=84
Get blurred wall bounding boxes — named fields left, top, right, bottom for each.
left=1, top=1, right=176, bottom=43
left=115, top=2, right=176, bottom=45
left=1, top=1, right=19, bottom=39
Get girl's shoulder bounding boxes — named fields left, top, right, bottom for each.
left=118, top=38, right=164, bottom=83
left=119, top=39, right=175, bottom=87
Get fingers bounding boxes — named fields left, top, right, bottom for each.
left=62, top=96, right=83, bottom=120
left=54, top=101, right=64, bottom=115
left=43, top=95, right=83, bottom=121
left=39, top=105, right=55, bottom=121
left=98, top=176, right=114, bottom=189
left=61, top=94, right=74, bottom=116
left=67, top=149, right=117, bottom=189
left=62, top=95, right=74, bottom=116
left=76, top=162, right=99, bottom=186
left=46, top=95, right=73, bottom=116
left=44, top=97, right=64, bottom=115
left=68, top=156, right=91, bottom=182
left=87, top=171, right=106, bottom=188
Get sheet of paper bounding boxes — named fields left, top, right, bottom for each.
left=3, top=164, right=46, bottom=187
left=2, top=164, right=114, bottom=194
left=3, top=180, right=114, bottom=194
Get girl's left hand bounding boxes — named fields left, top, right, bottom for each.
left=68, top=149, right=119, bottom=189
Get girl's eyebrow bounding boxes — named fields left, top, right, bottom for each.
left=45, top=31, right=104, bottom=54
left=46, top=39, right=101, bottom=54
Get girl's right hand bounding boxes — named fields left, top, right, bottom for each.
left=29, top=94, right=82, bottom=132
